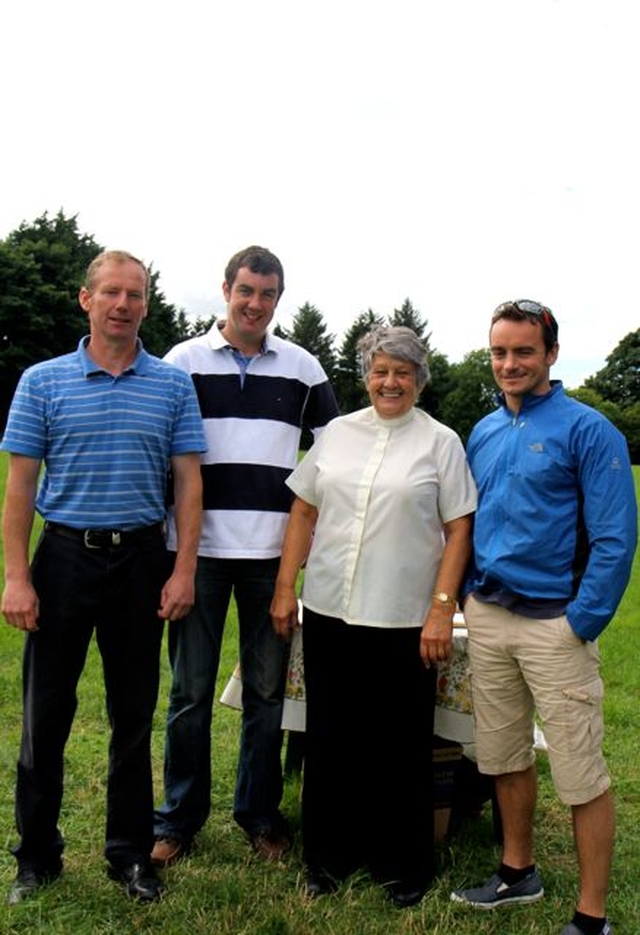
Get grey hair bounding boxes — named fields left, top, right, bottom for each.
left=357, top=326, right=430, bottom=391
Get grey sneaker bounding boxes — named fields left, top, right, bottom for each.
left=560, top=923, right=612, bottom=935
left=450, top=868, right=544, bottom=909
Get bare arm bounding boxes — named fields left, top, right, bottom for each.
left=158, top=452, right=203, bottom=621
left=1, top=454, right=42, bottom=631
left=420, top=513, right=473, bottom=666
left=270, top=496, right=318, bottom=640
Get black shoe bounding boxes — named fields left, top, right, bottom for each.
left=303, top=870, right=339, bottom=898
left=108, top=862, right=165, bottom=901
left=7, top=864, right=62, bottom=905
left=385, top=878, right=429, bottom=908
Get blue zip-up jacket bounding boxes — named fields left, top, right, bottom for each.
left=466, top=382, right=637, bottom=641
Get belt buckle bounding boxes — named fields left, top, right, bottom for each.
left=112, top=531, right=121, bottom=546
left=84, top=530, right=100, bottom=549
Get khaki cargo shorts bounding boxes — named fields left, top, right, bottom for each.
left=465, top=594, right=610, bottom=806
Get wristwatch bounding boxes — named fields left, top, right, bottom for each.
left=432, top=591, right=457, bottom=607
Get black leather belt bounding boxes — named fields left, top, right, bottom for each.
left=44, top=521, right=164, bottom=549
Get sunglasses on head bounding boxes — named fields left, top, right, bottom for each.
left=493, top=299, right=558, bottom=340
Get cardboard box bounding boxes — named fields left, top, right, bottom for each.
left=434, top=806, right=452, bottom=843
left=433, top=735, right=463, bottom=841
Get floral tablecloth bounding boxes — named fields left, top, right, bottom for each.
left=221, top=617, right=474, bottom=740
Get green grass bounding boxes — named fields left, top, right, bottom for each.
left=0, top=455, right=638, bottom=934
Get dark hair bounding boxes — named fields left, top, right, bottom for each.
left=357, top=326, right=430, bottom=391
left=491, top=299, right=559, bottom=351
left=224, top=245, right=285, bottom=298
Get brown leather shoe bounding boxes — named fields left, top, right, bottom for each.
left=248, top=830, right=291, bottom=861
left=150, top=838, right=187, bottom=867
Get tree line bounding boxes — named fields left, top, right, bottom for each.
left=1, top=212, right=638, bottom=459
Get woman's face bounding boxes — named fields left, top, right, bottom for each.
left=366, top=352, right=419, bottom=419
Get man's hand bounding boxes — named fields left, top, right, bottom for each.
left=158, top=570, right=195, bottom=621
left=2, top=579, right=40, bottom=631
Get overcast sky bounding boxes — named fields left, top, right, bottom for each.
left=2, top=0, right=638, bottom=387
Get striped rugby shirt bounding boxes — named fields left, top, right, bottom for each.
left=164, top=322, right=339, bottom=559
left=0, top=337, right=206, bottom=529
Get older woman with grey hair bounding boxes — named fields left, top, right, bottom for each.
left=271, top=326, right=476, bottom=907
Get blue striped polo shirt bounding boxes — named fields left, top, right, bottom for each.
left=1, top=337, right=206, bottom=529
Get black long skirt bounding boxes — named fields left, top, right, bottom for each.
left=301, top=608, right=437, bottom=887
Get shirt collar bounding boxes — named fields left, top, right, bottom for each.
left=77, top=336, right=150, bottom=376
left=370, top=406, right=416, bottom=429
left=497, top=379, right=564, bottom=413
left=207, top=320, right=275, bottom=356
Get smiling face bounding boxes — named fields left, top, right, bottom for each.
left=366, top=352, right=419, bottom=419
left=221, top=266, right=281, bottom=354
left=79, top=258, right=148, bottom=349
left=490, top=317, right=559, bottom=413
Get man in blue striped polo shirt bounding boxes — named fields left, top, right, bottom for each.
left=152, top=246, right=339, bottom=866
left=1, top=250, right=206, bottom=904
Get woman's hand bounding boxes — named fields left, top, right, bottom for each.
left=270, top=584, right=300, bottom=641
left=420, top=603, right=455, bottom=667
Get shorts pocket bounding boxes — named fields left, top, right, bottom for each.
left=560, top=676, right=604, bottom=754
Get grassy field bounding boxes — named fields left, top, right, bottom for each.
left=0, top=455, right=638, bottom=935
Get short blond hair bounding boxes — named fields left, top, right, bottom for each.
left=84, top=250, right=150, bottom=300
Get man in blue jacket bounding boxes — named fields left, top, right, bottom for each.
left=451, top=300, right=637, bottom=935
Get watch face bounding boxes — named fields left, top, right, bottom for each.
left=435, top=592, right=456, bottom=605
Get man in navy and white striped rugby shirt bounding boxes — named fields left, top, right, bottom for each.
left=152, top=245, right=338, bottom=866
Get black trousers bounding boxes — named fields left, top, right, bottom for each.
left=12, top=526, right=170, bottom=872
left=302, top=609, right=436, bottom=886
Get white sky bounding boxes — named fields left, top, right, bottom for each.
left=2, top=0, right=639, bottom=388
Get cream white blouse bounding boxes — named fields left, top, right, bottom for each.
left=286, top=406, right=477, bottom=629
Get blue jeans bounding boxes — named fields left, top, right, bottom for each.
left=154, top=557, right=288, bottom=842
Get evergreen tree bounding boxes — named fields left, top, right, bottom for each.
left=287, top=302, right=337, bottom=384
left=389, top=297, right=431, bottom=344
left=335, top=309, right=385, bottom=413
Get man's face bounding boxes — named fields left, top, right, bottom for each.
left=221, top=267, right=280, bottom=353
left=79, top=259, right=148, bottom=345
left=490, top=317, right=558, bottom=411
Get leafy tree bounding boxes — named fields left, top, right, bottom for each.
left=420, top=349, right=454, bottom=421
left=0, top=211, right=192, bottom=426
left=140, top=267, right=192, bottom=356
left=0, top=211, right=100, bottom=427
left=584, top=328, right=640, bottom=407
left=335, top=309, right=385, bottom=412
left=618, top=401, right=640, bottom=463
left=567, top=387, right=640, bottom=463
left=566, top=387, right=623, bottom=425
left=439, top=349, right=496, bottom=444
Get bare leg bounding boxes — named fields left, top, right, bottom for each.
left=572, top=789, right=614, bottom=918
left=494, top=765, right=538, bottom=868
